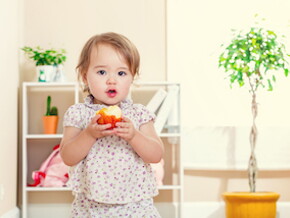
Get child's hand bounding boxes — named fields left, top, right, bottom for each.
left=115, top=117, right=136, bottom=142
left=85, top=114, right=115, bottom=139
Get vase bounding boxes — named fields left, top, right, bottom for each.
left=42, top=116, right=58, bottom=134
left=223, top=192, right=280, bottom=218
left=52, top=64, right=66, bottom=82
left=36, top=65, right=57, bottom=82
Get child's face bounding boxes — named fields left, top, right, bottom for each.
left=85, top=43, right=133, bottom=106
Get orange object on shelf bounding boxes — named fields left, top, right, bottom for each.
left=42, top=115, right=58, bottom=134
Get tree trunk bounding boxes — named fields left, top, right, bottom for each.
left=248, top=93, right=258, bottom=192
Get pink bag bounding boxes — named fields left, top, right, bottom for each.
left=28, top=144, right=164, bottom=187
left=28, top=144, right=69, bottom=187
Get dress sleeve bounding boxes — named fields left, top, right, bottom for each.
left=138, top=104, right=156, bottom=126
left=63, top=104, right=85, bottom=129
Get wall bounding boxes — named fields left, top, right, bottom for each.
left=167, top=0, right=290, bottom=203
left=0, top=0, right=21, bottom=216
left=21, top=0, right=166, bottom=83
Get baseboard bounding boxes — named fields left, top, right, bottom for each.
left=21, top=202, right=290, bottom=218
left=1, top=207, right=20, bottom=218
left=181, top=202, right=290, bottom=218
left=182, top=202, right=225, bottom=218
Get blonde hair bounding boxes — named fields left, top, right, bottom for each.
left=76, top=32, right=140, bottom=91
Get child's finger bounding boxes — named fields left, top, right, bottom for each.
left=121, top=117, right=130, bottom=122
left=91, top=114, right=101, bottom=123
left=96, top=123, right=112, bottom=130
left=116, top=117, right=130, bottom=127
left=115, top=132, right=127, bottom=138
left=115, top=127, right=128, bottom=134
left=102, top=129, right=115, bottom=135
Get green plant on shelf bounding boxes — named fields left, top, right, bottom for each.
left=45, top=96, right=58, bottom=116
left=22, top=46, right=66, bottom=66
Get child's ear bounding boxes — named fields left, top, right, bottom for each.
left=82, top=73, right=88, bottom=85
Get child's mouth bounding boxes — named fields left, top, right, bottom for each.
left=107, top=89, right=117, bottom=97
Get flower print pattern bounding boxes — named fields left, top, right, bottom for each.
left=71, top=193, right=161, bottom=217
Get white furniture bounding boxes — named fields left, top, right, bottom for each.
left=21, top=81, right=182, bottom=218
left=132, top=82, right=183, bottom=217
left=21, top=82, right=79, bottom=218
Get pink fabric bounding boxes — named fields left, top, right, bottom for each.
left=151, top=159, right=164, bottom=186
left=29, top=144, right=69, bottom=187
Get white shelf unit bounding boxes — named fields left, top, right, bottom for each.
left=21, top=82, right=79, bottom=218
left=132, top=82, right=183, bottom=218
left=21, top=81, right=183, bottom=218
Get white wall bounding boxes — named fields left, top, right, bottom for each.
left=167, top=0, right=290, bottom=126
left=21, top=0, right=166, bottom=83
left=0, top=0, right=21, bottom=216
left=167, top=0, right=290, bottom=202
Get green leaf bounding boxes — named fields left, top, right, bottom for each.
left=285, top=68, right=289, bottom=76
left=218, top=26, right=290, bottom=92
left=230, top=74, right=237, bottom=83
left=21, top=46, right=67, bottom=66
left=267, top=79, right=273, bottom=91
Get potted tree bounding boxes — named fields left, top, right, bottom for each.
left=43, top=96, right=58, bottom=134
left=218, top=26, right=289, bottom=218
left=21, top=46, right=66, bottom=82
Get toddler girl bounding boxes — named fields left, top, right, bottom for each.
left=60, top=32, right=164, bottom=218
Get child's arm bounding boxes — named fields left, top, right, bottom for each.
left=60, top=115, right=114, bottom=166
left=115, top=117, right=164, bottom=163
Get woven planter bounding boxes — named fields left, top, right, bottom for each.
left=223, top=192, right=280, bottom=218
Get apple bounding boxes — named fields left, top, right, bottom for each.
left=96, top=105, right=122, bottom=129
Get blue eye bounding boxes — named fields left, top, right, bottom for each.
left=118, top=71, right=126, bottom=76
left=97, top=70, right=106, bottom=75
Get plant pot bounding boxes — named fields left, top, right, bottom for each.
left=42, top=116, right=58, bottom=134
left=223, top=192, right=280, bottom=218
left=52, top=64, right=66, bottom=82
left=36, top=65, right=57, bottom=82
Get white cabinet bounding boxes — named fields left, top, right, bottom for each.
left=21, top=82, right=79, bottom=218
left=131, top=82, right=183, bottom=218
left=21, top=81, right=183, bottom=218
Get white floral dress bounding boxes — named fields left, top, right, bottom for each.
left=63, top=95, right=160, bottom=218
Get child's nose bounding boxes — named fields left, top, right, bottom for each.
left=106, top=75, right=117, bottom=84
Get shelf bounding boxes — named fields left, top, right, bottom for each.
left=183, top=163, right=290, bottom=171
left=26, top=187, right=71, bottom=192
left=25, top=133, right=180, bottom=139
left=22, top=82, right=183, bottom=218
left=158, top=185, right=182, bottom=190
left=26, top=134, right=63, bottom=139
left=159, top=133, right=180, bottom=137
left=26, top=185, right=182, bottom=192
left=22, top=82, right=80, bottom=218
left=23, top=82, right=77, bottom=87
left=133, top=81, right=180, bottom=86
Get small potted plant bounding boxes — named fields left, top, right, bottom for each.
left=42, top=96, right=58, bottom=134
left=218, top=25, right=289, bottom=218
left=21, top=46, right=66, bottom=82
